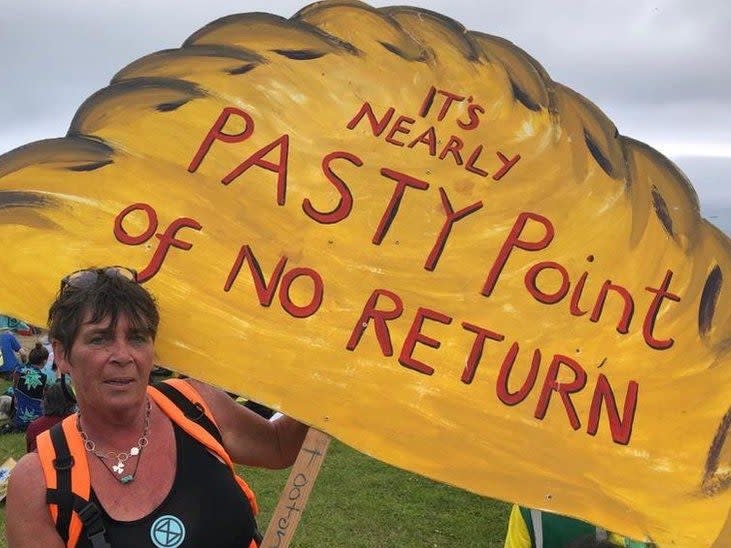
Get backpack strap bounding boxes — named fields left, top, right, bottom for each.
left=151, top=380, right=223, bottom=445
left=37, top=415, right=109, bottom=547
left=43, top=490, right=110, bottom=548
left=148, top=380, right=259, bottom=515
left=37, top=422, right=73, bottom=543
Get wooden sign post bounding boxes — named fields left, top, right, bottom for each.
left=260, top=428, right=331, bottom=548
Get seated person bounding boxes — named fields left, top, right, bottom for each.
left=10, top=343, right=49, bottom=432
left=0, top=328, right=26, bottom=379
left=504, top=504, right=654, bottom=547
left=38, top=334, right=58, bottom=386
left=26, top=381, right=77, bottom=452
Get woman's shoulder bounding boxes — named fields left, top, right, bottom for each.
left=8, top=451, right=45, bottom=495
left=6, top=451, right=65, bottom=546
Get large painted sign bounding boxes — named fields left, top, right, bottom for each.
left=0, top=2, right=729, bottom=545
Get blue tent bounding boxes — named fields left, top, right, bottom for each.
left=0, top=315, right=33, bottom=334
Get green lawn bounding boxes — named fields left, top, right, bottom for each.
left=243, top=441, right=510, bottom=547
left=0, top=371, right=510, bottom=546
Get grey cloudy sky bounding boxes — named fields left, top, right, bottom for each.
left=1, top=0, right=729, bottom=229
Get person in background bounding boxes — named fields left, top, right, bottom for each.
left=504, top=504, right=654, bottom=548
left=25, top=381, right=77, bottom=452
left=39, top=334, right=57, bottom=385
left=9, top=343, right=49, bottom=432
left=0, top=394, right=12, bottom=421
left=7, top=266, right=308, bottom=547
left=0, top=329, right=26, bottom=379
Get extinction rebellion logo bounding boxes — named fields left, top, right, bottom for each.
left=150, top=515, right=186, bottom=548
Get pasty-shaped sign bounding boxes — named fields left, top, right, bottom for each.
left=1, top=2, right=730, bottom=545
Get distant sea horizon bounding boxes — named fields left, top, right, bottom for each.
left=701, top=203, right=731, bottom=236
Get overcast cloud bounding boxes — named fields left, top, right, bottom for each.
left=0, top=0, right=728, bottom=231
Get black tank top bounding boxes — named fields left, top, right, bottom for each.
left=77, top=423, right=257, bottom=547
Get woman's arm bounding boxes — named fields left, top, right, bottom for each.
left=187, top=379, right=308, bottom=469
left=6, top=453, right=65, bottom=548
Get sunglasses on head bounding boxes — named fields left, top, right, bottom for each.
left=60, top=266, right=138, bottom=293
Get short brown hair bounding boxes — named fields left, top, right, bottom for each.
left=48, top=268, right=160, bottom=357
left=43, top=381, right=77, bottom=416
left=28, top=342, right=49, bottom=366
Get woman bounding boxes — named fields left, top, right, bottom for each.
left=10, top=342, right=49, bottom=432
left=6, top=267, right=308, bottom=547
left=25, top=380, right=77, bottom=452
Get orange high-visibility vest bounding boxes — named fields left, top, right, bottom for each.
left=36, top=379, right=259, bottom=547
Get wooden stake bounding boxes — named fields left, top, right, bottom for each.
left=260, top=428, right=331, bottom=548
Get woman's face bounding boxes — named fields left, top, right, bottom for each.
left=53, top=311, right=155, bottom=415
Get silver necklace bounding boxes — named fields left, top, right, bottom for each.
left=77, top=398, right=151, bottom=484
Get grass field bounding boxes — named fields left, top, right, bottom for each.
left=0, top=373, right=511, bottom=547
left=244, top=441, right=510, bottom=547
